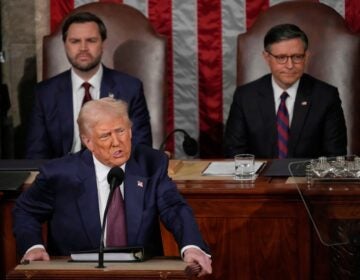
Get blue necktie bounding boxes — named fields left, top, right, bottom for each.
left=277, top=92, right=289, bottom=158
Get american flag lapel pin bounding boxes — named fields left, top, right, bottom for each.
left=108, top=92, right=114, bottom=98
left=137, top=180, right=144, bottom=188
left=301, top=101, right=308, bottom=106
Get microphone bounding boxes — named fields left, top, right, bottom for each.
left=159, top=129, right=198, bottom=156
left=97, top=166, right=125, bottom=268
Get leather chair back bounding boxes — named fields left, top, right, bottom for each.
left=237, top=1, right=360, bottom=155
left=43, top=3, right=167, bottom=149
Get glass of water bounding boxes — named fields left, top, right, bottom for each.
left=234, top=154, right=255, bottom=180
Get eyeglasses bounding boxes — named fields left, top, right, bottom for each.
left=266, top=51, right=306, bottom=64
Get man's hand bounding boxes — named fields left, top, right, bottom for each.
left=21, top=247, right=50, bottom=262
left=183, top=247, right=212, bottom=277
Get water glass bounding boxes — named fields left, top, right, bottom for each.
left=234, top=154, right=255, bottom=180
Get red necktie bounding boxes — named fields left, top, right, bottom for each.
left=106, top=186, right=127, bottom=247
left=81, top=82, right=92, bottom=106
left=277, top=92, right=289, bottom=158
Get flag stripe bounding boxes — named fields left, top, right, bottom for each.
left=270, top=0, right=289, bottom=6
left=171, top=1, right=199, bottom=156
left=221, top=0, right=246, bottom=127
left=50, top=0, right=74, bottom=32
left=148, top=0, right=175, bottom=151
left=345, top=0, right=360, bottom=33
left=198, top=0, right=223, bottom=158
left=49, top=0, right=360, bottom=158
left=100, top=0, right=123, bottom=4
left=246, top=0, right=269, bottom=29
left=321, top=0, right=345, bottom=17
left=75, top=0, right=98, bottom=8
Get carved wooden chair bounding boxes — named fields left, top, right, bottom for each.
left=236, top=1, right=360, bottom=154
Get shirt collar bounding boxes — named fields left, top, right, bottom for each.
left=71, top=64, right=104, bottom=92
left=271, top=76, right=300, bottom=101
left=92, top=154, right=126, bottom=184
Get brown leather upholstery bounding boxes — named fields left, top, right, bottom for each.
left=237, top=2, right=360, bottom=155
left=43, top=3, right=167, bottom=149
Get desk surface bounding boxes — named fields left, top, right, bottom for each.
left=169, top=160, right=360, bottom=197
left=7, top=258, right=190, bottom=280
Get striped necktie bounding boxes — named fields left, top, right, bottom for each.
left=106, top=186, right=127, bottom=247
left=81, top=82, right=92, bottom=106
left=277, top=92, right=289, bottom=158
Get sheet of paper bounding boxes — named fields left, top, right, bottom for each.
left=202, top=161, right=266, bottom=176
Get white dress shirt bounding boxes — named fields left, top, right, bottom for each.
left=272, top=76, right=300, bottom=126
left=70, top=65, right=103, bottom=153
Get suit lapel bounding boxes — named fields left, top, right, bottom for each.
left=257, top=76, right=277, bottom=150
left=75, top=151, right=101, bottom=248
left=100, top=66, right=117, bottom=98
left=56, top=71, right=74, bottom=154
left=123, top=159, right=147, bottom=245
left=288, top=75, right=312, bottom=156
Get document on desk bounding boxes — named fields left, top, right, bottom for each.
left=70, top=246, right=147, bottom=262
left=202, top=161, right=266, bottom=176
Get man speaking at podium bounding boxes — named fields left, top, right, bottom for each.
left=13, top=98, right=212, bottom=277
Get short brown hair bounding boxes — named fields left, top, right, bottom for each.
left=62, top=12, right=107, bottom=42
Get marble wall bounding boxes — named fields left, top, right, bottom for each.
left=1, top=0, right=49, bottom=158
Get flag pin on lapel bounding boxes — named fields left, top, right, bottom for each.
left=108, top=92, right=114, bottom=98
left=301, top=101, right=308, bottom=106
left=137, top=180, right=144, bottom=188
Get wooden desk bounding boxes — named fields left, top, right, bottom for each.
left=6, top=258, right=190, bottom=280
left=164, top=160, right=311, bottom=280
left=2, top=160, right=360, bottom=279
left=163, top=161, right=360, bottom=279
left=0, top=172, right=38, bottom=279
left=0, top=191, right=18, bottom=280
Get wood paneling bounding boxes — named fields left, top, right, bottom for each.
left=161, top=181, right=311, bottom=280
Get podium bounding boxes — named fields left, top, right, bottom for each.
left=6, top=258, right=191, bottom=280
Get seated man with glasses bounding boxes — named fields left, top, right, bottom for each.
left=224, top=23, right=347, bottom=159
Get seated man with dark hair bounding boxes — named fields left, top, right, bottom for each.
left=224, top=23, right=347, bottom=159
left=26, top=11, right=152, bottom=159
left=14, top=97, right=212, bottom=277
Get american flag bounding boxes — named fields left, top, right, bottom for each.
left=50, top=0, right=360, bottom=158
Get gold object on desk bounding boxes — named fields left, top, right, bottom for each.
left=168, top=160, right=230, bottom=180
left=167, top=160, right=184, bottom=175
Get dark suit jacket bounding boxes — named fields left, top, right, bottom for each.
left=26, top=65, right=152, bottom=159
left=13, top=145, right=208, bottom=256
left=224, top=74, right=347, bottom=158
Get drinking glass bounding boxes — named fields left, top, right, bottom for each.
left=234, top=154, right=255, bottom=180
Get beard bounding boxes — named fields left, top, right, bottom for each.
left=67, top=52, right=102, bottom=72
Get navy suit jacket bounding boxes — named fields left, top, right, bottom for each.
left=13, top=145, right=208, bottom=256
left=26, top=65, right=152, bottom=159
left=224, top=74, right=347, bottom=158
